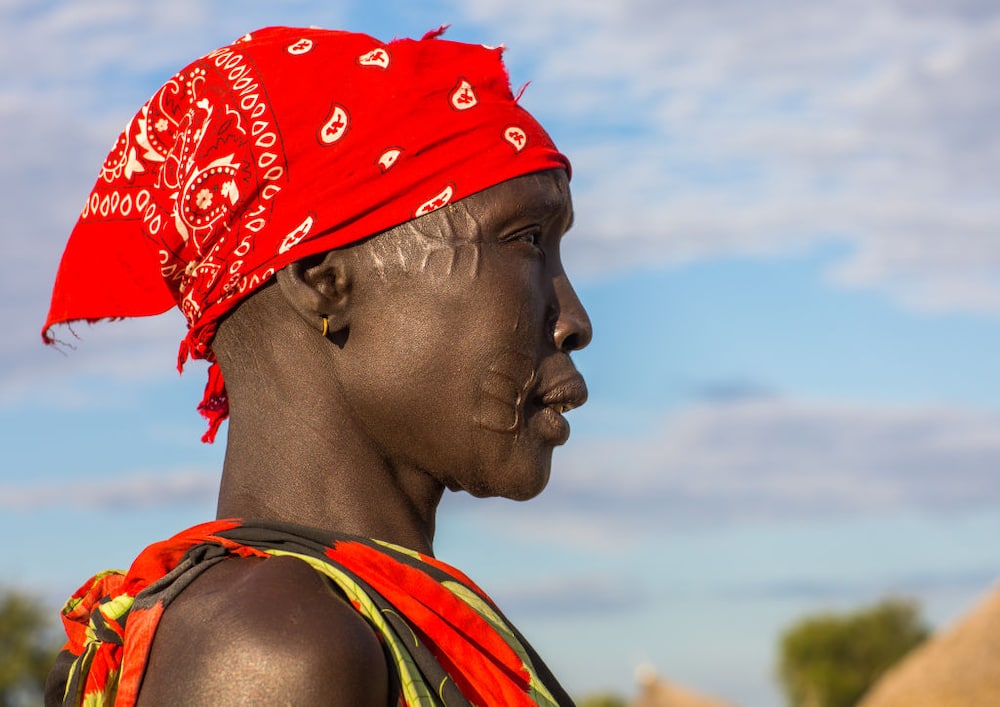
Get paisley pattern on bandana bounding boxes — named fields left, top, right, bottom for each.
left=43, top=26, right=570, bottom=442
left=49, top=520, right=574, bottom=707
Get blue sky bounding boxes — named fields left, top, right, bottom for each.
left=3, top=1, right=1000, bottom=705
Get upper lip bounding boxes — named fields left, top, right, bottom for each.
left=538, top=374, right=588, bottom=414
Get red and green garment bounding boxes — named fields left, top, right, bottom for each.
left=49, top=519, right=574, bottom=706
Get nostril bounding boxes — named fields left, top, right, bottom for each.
left=553, top=310, right=592, bottom=352
left=570, top=321, right=593, bottom=351
left=561, top=332, right=583, bottom=352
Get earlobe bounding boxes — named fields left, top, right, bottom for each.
left=275, top=251, right=352, bottom=334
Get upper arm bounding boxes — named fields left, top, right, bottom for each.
left=136, top=556, right=390, bottom=707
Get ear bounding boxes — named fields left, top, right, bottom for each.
left=275, top=250, right=353, bottom=334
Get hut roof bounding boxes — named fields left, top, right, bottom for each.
left=858, top=584, right=1000, bottom=707
left=629, top=667, right=734, bottom=707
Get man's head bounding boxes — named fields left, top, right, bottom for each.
left=43, top=26, right=570, bottom=441
left=214, top=168, right=590, bottom=501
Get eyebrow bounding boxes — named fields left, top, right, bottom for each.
left=516, top=192, right=573, bottom=230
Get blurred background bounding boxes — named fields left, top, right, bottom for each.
left=2, top=1, right=999, bottom=705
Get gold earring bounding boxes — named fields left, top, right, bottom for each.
left=321, top=317, right=329, bottom=338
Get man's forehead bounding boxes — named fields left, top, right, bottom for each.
left=385, top=169, right=572, bottom=246
left=521, top=173, right=573, bottom=234
left=490, top=170, right=573, bottom=220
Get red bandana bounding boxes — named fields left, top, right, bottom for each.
left=43, top=26, right=570, bottom=442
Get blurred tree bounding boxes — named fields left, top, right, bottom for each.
left=577, top=692, right=627, bottom=707
left=576, top=692, right=625, bottom=707
left=777, top=597, right=929, bottom=707
left=0, top=590, right=60, bottom=707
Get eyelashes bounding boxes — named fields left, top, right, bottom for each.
left=499, top=226, right=544, bottom=256
left=513, top=228, right=541, bottom=246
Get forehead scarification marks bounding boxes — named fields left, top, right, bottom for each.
left=358, top=47, right=390, bottom=69
left=318, top=104, right=350, bottom=145
left=415, top=184, right=455, bottom=217
left=287, top=38, right=314, bottom=55
left=450, top=79, right=478, bottom=111
left=503, top=126, right=527, bottom=152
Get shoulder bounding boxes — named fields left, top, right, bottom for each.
left=137, top=555, right=390, bottom=707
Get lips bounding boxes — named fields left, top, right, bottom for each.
left=539, top=374, right=589, bottom=413
left=533, top=373, right=588, bottom=445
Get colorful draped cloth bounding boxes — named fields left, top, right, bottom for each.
left=42, top=26, right=569, bottom=442
left=49, top=519, right=573, bottom=707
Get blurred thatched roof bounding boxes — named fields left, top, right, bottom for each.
left=857, top=584, right=1000, bottom=707
left=629, top=667, right=734, bottom=707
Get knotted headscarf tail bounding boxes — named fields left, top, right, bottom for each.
left=42, top=25, right=571, bottom=442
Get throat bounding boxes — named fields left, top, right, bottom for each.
left=216, top=414, right=444, bottom=555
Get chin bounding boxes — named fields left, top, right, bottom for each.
left=504, top=483, right=549, bottom=502
left=460, top=458, right=553, bottom=501
left=506, top=465, right=553, bottom=501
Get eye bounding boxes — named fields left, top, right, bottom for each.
left=502, top=227, right=542, bottom=249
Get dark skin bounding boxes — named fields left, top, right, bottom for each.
left=136, top=170, right=592, bottom=706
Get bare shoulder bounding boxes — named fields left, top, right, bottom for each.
left=136, top=555, right=390, bottom=707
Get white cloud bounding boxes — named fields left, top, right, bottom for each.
left=0, top=2, right=346, bottom=404
left=14, top=395, right=998, bottom=532
left=5, top=0, right=1000, bottom=398
left=457, top=0, right=1000, bottom=313
left=0, top=307, right=195, bottom=408
left=492, top=574, right=645, bottom=617
left=0, top=466, right=220, bottom=510
left=450, top=397, right=1000, bottom=545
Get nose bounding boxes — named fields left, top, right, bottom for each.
left=552, top=275, right=592, bottom=352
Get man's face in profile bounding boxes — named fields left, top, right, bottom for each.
left=336, top=169, right=592, bottom=501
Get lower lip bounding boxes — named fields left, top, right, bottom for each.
left=534, top=406, right=571, bottom=445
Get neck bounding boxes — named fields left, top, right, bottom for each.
left=212, top=287, right=444, bottom=556
left=217, top=398, right=444, bottom=555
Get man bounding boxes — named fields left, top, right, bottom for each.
left=44, top=26, right=590, bottom=706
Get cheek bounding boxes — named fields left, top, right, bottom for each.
left=468, top=275, right=540, bottom=443
left=469, top=290, right=542, bottom=441
left=474, top=348, right=536, bottom=436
